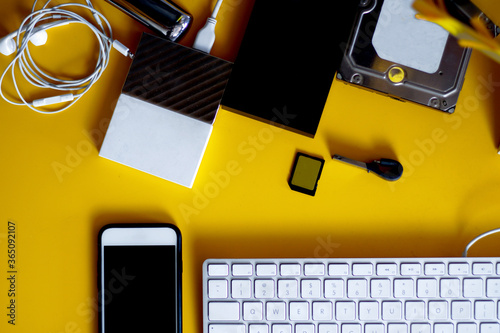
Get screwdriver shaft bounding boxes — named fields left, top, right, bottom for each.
left=332, top=154, right=368, bottom=171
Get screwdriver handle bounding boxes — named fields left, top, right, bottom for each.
left=366, top=159, right=403, bottom=181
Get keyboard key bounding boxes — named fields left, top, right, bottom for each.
left=434, top=323, right=453, bottom=333
left=480, top=323, right=500, bottom=333
left=464, top=278, right=483, bottom=297
left=336, top=301, right=356, bottom=320
left=305, top=264, right=325, bottom=276
left=451, top=300, right=471, bottom=320
left=280, top=264, right=301, bottom=276
left=278, top=279, right=298, bottom=299
left=473, top=263, right=494, bottom=275
left=255, top=280, right=275, bottom=298
left=329, top=263, right=349, bottom=276
left=474, top=300, right=496, bottom=320
left=425, top=263, right=446, bottom=276
left=249, top=324, right=269, bottom=333
left=257, top=264, right=277, bottom=276
left=394, top=279, right=414, bottom=298
left=209, top=264, right=229, bottom=276
left=232, top=280, right=251, bottom=299
left=301, top=279, right=321, bottom=298
left=267, top=302, right=286, bottom=321
left=382, top=301, right=402, bottom=320
left=457, top=323, right=476, bottom=333
left=388, top=323, right=407, bottom=333
left=449, top=263, right=470, bottom=275
left=377, top=263, right=397, bottom=276
left=486, top=278, right=500, bottom=297
left=440, top=278, right=460, bottom=298
left=411, top=323, right=430, bottom=333
left=348, top=279, right=368, bottom=298
left=289, top=302, right=309, bottom=321
left=359, top=301, right=379, bottom=320
left=209, top=302, right=240, bottom=321
left=497, top=263, right=500, bottom=275
left=353, top=263, right=373, bottom=276
left=428, top=301, right=448, bottom=320
left=342, top=324, right=361, bottom=333
left=272, top=324, right=291, bottom=333
left=401, top=263, right=422, bottom=276
left=365, top=324, right=384, bottom=333
left=319, top=324, right=338, bottom=333
left=325, top=279, right=345, bottom=298
left=209, top=280, right=228, bottom=299
left=313, top=301, right=333, bottom=321
left=371, top=279, right=391, bottom=298
left=406, top=301, right=425, bottom=320
left=417, top=279, right=438, bottom=298
left=244, top=302, right=263, bottom=321
left=296, top=324, right=314, bottom=333
left=233, top=264, right=252, bottom=276
left=209, top=324, right=245, bottom=333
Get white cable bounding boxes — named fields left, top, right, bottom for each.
left=0, top=0, right=133, bottom=114
left=211, top=0, right=223, bottom=19
left=462, top=228, right=500, bottom=257
left=193, top=0, right=224, bottom=54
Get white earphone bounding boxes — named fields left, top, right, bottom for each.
left=0, top=31, right=44, bottom=56
left=0, top=20, right=73, bottom=56
left=0, top=0, right=133, bottom=114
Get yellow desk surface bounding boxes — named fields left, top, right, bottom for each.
left=1, top=0, right=500, bottom=332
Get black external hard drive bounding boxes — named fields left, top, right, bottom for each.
left=221, top=0, right=359, bottom=137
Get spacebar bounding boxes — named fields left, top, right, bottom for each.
left=209, top=324, right=245, bottom=333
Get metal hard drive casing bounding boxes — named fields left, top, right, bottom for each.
left=338, top=0, right=472, bottom=114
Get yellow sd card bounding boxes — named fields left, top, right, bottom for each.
left=289, top=153, right=325, bottom=196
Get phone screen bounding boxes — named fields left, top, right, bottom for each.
left=102, top=245, right=177, bottom=332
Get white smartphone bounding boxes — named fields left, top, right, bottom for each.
left=98, top=224, right=182, bottom=332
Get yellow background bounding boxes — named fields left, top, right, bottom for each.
left=1, top=0, right=500, bottom=332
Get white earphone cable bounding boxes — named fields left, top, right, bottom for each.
left=0, top=0, right=133, bottom=114
left=462, top=227, right=500, bottom=257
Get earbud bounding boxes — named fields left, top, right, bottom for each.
left=0, top=38, right=16, bottom=56
left=30, top=30, right=48, bottom=46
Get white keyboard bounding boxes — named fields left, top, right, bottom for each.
left=202, top=258, right=500, bottom=333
